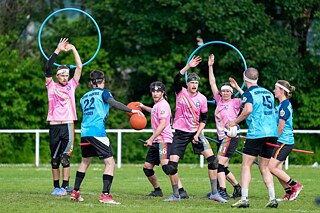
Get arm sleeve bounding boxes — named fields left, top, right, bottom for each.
left=174, top=72, right=183, bottom=94
left=106, top=98, right=132, bottom=112
left=200, top=112, right=208, bottom=124
left=44, top=53, right=57, bottom=77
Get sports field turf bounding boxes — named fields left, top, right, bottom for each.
left=0, top=164, right=319, bottom=212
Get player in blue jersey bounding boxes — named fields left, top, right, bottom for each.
left=70, top=70, right=144, bottom=204
left=268, top=80, right=303, bottom=201
left=227, top=67, right=278, bottom=208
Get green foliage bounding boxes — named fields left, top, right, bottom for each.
left=0, top=0, right=319, bottom=164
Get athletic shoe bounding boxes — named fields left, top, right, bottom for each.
left=179, top=190, right=189, bottom=199
left=208, top=192, right=228, bottom=203
left=59, top=188, right=67, bottom=196
left=219, top=189, right=230, bottom=200
left=163, top=195, right=181, bottom=202
left=290, top=182, right=303, bottom=201
left=231, top=199, right=250, bottom=208
left=65, top=186, right=74, bottom=193
left=264, top=199, right=278, bottom=208
left=70, top=190, right=84, bottom=202
left=99, top=193, right=121, bottom=205
left=277, top=193, right=291, bottom=201
left=146, top=190, right=163, bottom=197
left=51, top=187, right=62, bottom=196
left=231, top=185, right=241, bottom=199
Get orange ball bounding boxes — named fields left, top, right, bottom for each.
left=126, top=102, right=142, bottom=117
left=129, top=114, right=147, bottom=130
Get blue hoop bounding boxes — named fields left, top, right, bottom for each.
left=38, top=8, right=101, bottom=69
left=185, top=41, right=247, bottom=104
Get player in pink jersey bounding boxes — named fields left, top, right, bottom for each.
left=44, top=38, right=82, bottom=196
left=163, top=56, right=227, bottom=203
left=140, top=81, right=188, bottom=199
left=208, top=54, right=243, bottom=200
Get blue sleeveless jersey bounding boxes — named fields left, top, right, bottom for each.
left=242, top=86, right=277, bottom=139
left=275, top=99, right=294, bottom=145
left=80, top=88, right=113, bottom=137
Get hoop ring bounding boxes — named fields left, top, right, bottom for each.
left=185, top=41, right=247, bottom=103
left=38, top=8, right=101, bottom=69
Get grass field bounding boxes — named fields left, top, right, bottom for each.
left=0, top=163, right=319, bottom=213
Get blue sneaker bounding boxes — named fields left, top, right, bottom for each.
left=59, top=188, right=67, bottom=196
left=163, top=195, right=181, bottom=202
left=209, top=192, right=228, bottom=203
left=51, top=188, right=61, bottom=196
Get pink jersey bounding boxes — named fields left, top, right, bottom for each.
left=173, top=88, right=208, bottom=132
left=151, top=98, right=173, bottom=143
left=46, top=78, right=79, bottom=121
left=214, top=93, right=242, bottom=140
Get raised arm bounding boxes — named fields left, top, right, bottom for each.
left=229, top=77, right=244, bottom=95
left=44, top=38, right=68, bottom=83
left=174, top=56, right=202, bottom=94
left=65, top=43, right=82, bottom=83
left=208, top=54, right=219, bottom=96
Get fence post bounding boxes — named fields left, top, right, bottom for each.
left=117, top=131, right=122, bottom=168
left=35, top=131, right=40, bottom=167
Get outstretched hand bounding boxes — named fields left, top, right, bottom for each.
left=208, top=54, right=214, bottom=66
left=57, top=38, right=68, bottom=52
left=229, top=77, right=239, bottom=88
left=189, top=56, right=202, bottom=68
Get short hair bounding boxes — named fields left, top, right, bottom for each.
left=245, top=67, right=259, bottom=81
left=276, top=80, right=295, bottom=98
left=90, top=70, right=105, bottom=85
left=187, top=72, right=200, bottom=82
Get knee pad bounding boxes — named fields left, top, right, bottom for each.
left=162, top=161, right=178, bottom=175
left=143, top=168, right=155, bottom=177
left=224, top=166, right=230, bottom=175
left=61, top=153, right=70, bottom=168
left=51, top=157, right=60, bottom=169
left=207, top=155, right=218, bottom=170
left=218, top=164, right=225, bottom=173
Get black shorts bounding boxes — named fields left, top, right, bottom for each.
left=272, top=142, right=293, bottom=161
left=81, top=136, right=113, bottom=159
left=243, top=137, right=277, bottom=158
left=217, top=137, right=239, bottom=158
left=145, top=142, right=171, bottom=166
left=170, top=130, right=212, bottom=159
left=49, top=123, right=74, bottom=158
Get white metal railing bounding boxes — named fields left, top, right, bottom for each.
left=0, top=129, right=318, bottom=169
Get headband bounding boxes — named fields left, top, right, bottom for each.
left=221, top=85, right=233, bottom=93
left=243, top=71, right=258, bottom=84
left=187, top=76, right=200, bottom=82
left=275, top=83, right=290, bottom=93
left=150, top=85, right=164, bottom=92
left=57, top=68, right=69, bottom=75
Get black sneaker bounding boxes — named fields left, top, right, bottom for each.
left=231, top=185, right=241, bottom=199
left=179, top=190, right=189, bottom=199
left=264, top=199, right=278, bottom=208
left=219, top=189, right=230, bottom=200
left=146, top=190, right=163, bottom=197
left=231, top=199, right=250, bottom=208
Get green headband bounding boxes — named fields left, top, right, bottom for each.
left=187, top=76, right=200, bottom=82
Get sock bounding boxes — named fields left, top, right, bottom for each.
left=178, top=187, right=185, bottom=193
left=53, top=180, right=60, bottom=188
left=172, top=184, right=179, bottom=197
left=241, top=188, right=248, bottom=200
left=155, top=187, right=161, bottom=191
left=268, top=187, right=275, bottom=200
left=285, top=187, right=292, bottom=194
left=288, top=178, right=296, bottom=186
left=102, top=174, right=113, bottom=194
left=62, top=180, right=69, bottom=188
left=74, top=171, right=85, bottom=191
left=210, top=179, right=218, bottom=194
